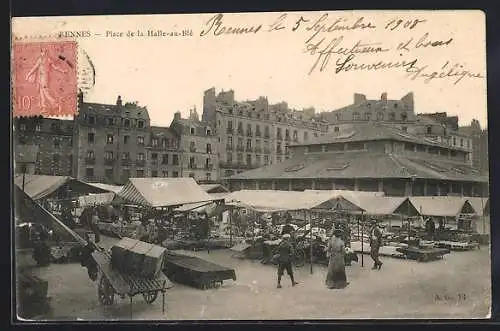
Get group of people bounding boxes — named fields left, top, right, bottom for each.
left=274, top=220, right=384, bottom=290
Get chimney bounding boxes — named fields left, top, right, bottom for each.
left=174, top=111, right=181, bottom=121
left=77, top=89, right=84, bottom=106
left=116, top=95, right=122, bottom=107
left=381, top=92, right=388, bottom=101
left=354, top=93, right=366, bottom=104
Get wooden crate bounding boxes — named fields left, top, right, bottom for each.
left=110, top=237, right=139, bottom=274
left=141, top=245, right=166, bottom=278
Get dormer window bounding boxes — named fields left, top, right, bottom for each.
left=206, top=128, right=212, bottom=135
left=88, top=115, right=96, bottom=125
left=190, top=127, right=195, bottom=135
left=124, top=119, right=130, bottom=128
left=137, top=120, right=144, bottom=128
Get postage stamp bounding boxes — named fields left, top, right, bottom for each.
left=12, top=41, right=78, bottom=118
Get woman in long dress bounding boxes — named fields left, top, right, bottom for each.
left=325, top=229, right=348, bottom=289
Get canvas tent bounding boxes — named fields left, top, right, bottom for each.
left=78, top=193, right=116, bottom=208
left=86, top=183, right=124, bottom=194
left=343, top=196, right=419, bottom=216
left=224, top=190, right=364, bottom=213
left=13, top=174, right=107, bottom=201
left=14, top=185, right=86, bottom=245
left=409, top=196, right=477, bottom=217
left=115, top=177, right=218, bottom=208
left=466, top=197, right=489, bottom=217
left=200, top=184, right=230, bottom=194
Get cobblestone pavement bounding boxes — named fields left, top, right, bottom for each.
left=20, top=236, right=491, bottom=320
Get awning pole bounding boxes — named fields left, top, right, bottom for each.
left=229, top=208, right=233, bottom=246
left=309, top=210, right=313, bottom=275
left=361, top=211, right=364, bottom=267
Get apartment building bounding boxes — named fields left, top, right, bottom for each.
left=13, top=116, right=74, bottom=176
left=201, top=87, right=329, bottom=178
left=170, top=108, right=219, bottom=182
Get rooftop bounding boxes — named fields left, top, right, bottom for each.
left=80, top=101, right=150, bottom=120
left=227, top=151, right=487, bottom=183
left=292, top=123, right=470, bottom=151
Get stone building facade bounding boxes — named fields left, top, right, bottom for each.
left=202, top=87, right=329, bottom=179
left=73, top=95, right=153, bottom=184
left=170, top=108, right=219, bottom=182
left=13, top=116, right=74, bottom=176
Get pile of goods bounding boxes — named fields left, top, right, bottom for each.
left=98, top=222, right=137, bottom=238
left=110, top=237, right=166, bottom=278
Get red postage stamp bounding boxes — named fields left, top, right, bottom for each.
left=12, top=40, right=78, bottom=118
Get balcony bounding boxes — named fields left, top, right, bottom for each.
left=151, top=160, right=158, bottom=166
left=254, top=147, right=262, bottom=153
left=104, top=158, right=115, bottom=166
left=237, top=130, right=244, bottom=136
left=255, top=131, right=261, bottom=137
left=226, top=144, right=233, bottom=151
left=285, top=136, right=291, bottom=141
left=121, top=159, right=131, bottom=166
left=277, top=134, right=283, bottom=140
left=226, top=128, right=234, bottom=134
left=264, top=133, right=270, bottom=139
left=245, top=146, right=253, bottom=152
left=188, top=164, right=198, bottom=169
left=236, top=146, right=244, bottom=152
left=293, top=137, right=299, bottom=143
left=189, top=147, right=197, bottom=153
left=136, top=160, right=146, bottom=167
left=85, top=157, right=96, bottom=165
left=246, top=131, right=253, bottom=137
left=204, top=164, right=214, bottom=170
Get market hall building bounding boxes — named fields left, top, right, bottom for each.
left=226, top=123, right=489, bottom=197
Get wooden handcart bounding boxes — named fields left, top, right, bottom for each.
left=91, top=250, right=173, bottom=318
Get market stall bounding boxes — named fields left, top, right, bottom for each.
left=225, top=190, right=365, bottom=273
left=111, top=177, right=236, bottom=289
left=409, top=196, right=479, bottom=251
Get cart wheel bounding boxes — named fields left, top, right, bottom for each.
left=143, top=291, right=159, bottom=304
left=98, top=277, right=115, bottom=305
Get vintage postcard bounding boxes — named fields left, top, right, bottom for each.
left=11, top=11, right=490, bottom=321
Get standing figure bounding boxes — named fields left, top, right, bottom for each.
left=369, top=219, right=383, bottom=270
left=25, top=48, right=69, bottom=114
left=325, top=229, right=349, bottom=289
left=276, top=234, right=299, bottom=288
left=90, top=209, right=101, bottom=243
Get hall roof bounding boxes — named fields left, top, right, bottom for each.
left=227, top=152, right=488, bottom=183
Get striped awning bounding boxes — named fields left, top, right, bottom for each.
left=116, top=177, right=216, bottom=208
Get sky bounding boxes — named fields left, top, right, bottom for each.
left=12, top=11, right=487, bottom=128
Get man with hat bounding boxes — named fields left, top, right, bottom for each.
left=276, top=233, right=299, bottom=288
left=369, top=219, right=383, bottom=270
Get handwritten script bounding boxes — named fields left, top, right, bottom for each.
left=198, top=13, right=484, bottom=85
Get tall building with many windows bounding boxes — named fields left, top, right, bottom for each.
left=74, top=94, right=153, bottom=184
left=170, top=108, right=219, bottom=182
left=202, top=87, right=329, bottom=179
left=146, top=126, right=182, bottom=179
left=13, top=116, right=74, bottom=176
